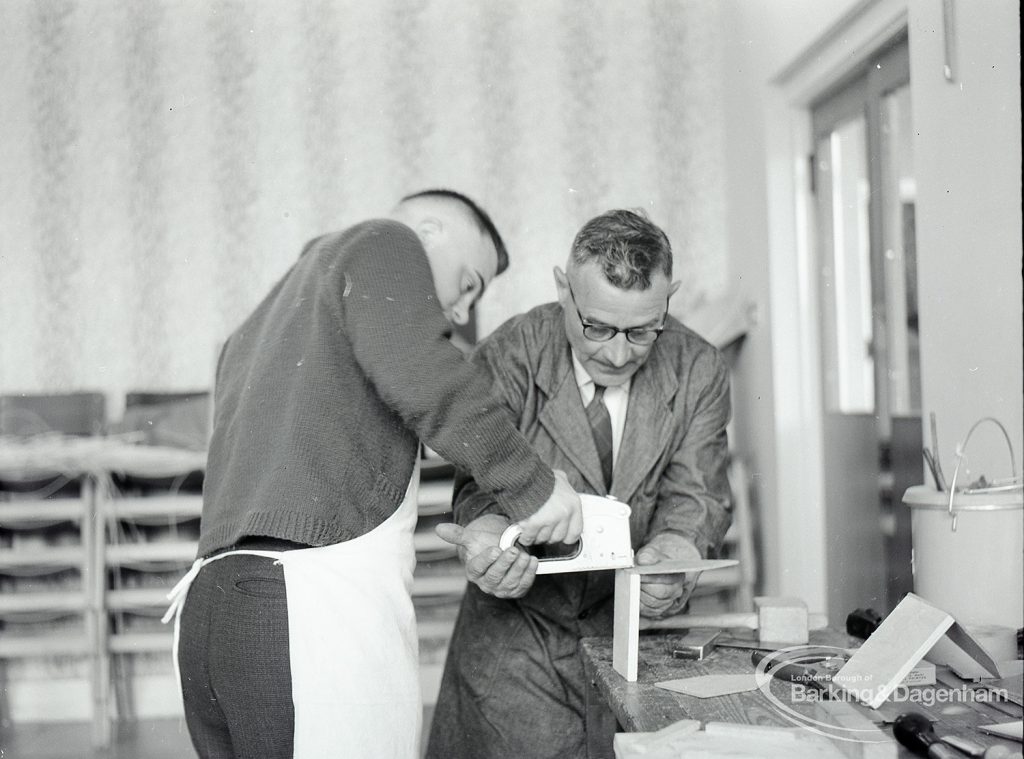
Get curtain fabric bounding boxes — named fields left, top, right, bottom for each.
left=0, top=0, right=727, bottom=406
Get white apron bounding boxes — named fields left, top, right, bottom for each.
left=165, top=465, right=421, bottom=759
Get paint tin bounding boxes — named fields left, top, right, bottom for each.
left=903, top=484, right=1023, bottom=665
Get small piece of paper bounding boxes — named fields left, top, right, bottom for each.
left=655, top=674, right=759, bottom=698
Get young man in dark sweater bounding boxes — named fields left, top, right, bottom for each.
left=167, top=189, right=582, bottom=759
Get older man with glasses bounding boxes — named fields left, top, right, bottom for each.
left=428, top=208, right=734, bottom=759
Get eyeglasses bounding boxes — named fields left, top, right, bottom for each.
left=566, top=281, right=666, bottom=346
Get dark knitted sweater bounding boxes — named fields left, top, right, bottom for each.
left=197, top=220, right=554, bottom=557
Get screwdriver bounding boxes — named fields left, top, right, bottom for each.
left=893, top=712, right=1019, bottom=759
left=894, top=712, right=964, bottom=758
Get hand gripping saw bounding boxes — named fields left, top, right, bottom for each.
left=497, top=493, right=634, bottom=574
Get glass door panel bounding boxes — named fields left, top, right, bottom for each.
left=810, top=35, right=916, bottom=619
left=817, top=115, right=874, bottom=415
left=879, top=84, right=919, bottom=416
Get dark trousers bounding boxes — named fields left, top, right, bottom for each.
left=427, top=585, right=617, bottom=759
left=178, top=552, right=294, bottom=759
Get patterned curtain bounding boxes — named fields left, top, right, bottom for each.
left=0, top=0, right=727, bottom=413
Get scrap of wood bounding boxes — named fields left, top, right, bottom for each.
left=654, top=674, right=759, bottom=698
left=811, top=700, right=898, bottom=759
left=833, top=593, right=955, bottom=709
left=756, top=596, right=809, bottom=644
left=611, top=718, right=701, bottom=758
left=613, top=722, right=846, bottom=759
left=703, top=721, right=803, bottom=739
left=977, top=720, right=1023, bottom=741
left=927, top=624, right=1016, bottom=680
left=980, top=671, right=1024, bottom=706
left=702, top=720, right=849, bottom=755
left=834, top=593, right=1008, bottom=709
left=944, top=621, right=1003, bottom=678
left=613, top=570, right=641, bottom=681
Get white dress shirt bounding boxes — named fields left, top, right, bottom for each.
left=571, top=352, right=631, bottom=465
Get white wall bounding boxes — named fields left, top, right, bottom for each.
left=720, top=0, right=1022, bottom=610
left=909, top=1, right=1023, bottom=480
left=719, top=0, right=867, bottom=608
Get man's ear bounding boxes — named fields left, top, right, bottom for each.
left=553, top=266, right=569, bottom=301
left=669, top=280, right=681, bottom=298
left=416, top=216, right=444, bottom=249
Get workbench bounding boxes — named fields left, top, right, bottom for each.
left=581, top=630, right=1023, bottom=758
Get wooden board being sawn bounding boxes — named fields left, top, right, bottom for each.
left=613, top=559, right=738, bottom=681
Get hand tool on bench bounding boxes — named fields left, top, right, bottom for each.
left=893, top=712, right=971, bottom=758
left=751, top=648, right=850, bottom=698
left=847, top=607, right=884, bottom=639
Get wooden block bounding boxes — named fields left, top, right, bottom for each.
left=616, top=722, right=848, bottom=759
left=833, top=592, right=954, bottom=709
left=613, top=569, right=641, bottom=681
left=811, top=700, right=898, bottom=759
left=612, top=718, right=701, bottom=759
left=755, top=596, right=809, bottom=644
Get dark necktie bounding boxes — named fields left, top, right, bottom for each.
left=586, top=384, right=614, bottom=490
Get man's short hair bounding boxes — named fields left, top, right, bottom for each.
left=401, top=189, right=509, bottom=275
left=569, top=209, right=672, bottom=289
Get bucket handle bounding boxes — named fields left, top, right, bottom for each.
left=946, top=416, right=1020, bottom=531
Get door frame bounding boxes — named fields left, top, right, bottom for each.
left=763, top=0, right=908, bottom=616
left=808, top=36, right=913, bottom=624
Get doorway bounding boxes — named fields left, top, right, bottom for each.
left=809, top=34, right=921, bottom=618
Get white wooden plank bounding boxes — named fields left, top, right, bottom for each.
left=613, top=569, right=641, bottom=681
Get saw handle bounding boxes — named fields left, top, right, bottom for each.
left=498, top=523, right=523, bottom=551
left=498, top=523, right=582, bottom=562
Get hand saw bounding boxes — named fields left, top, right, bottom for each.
left=498, top=493, right=737, bottom=576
